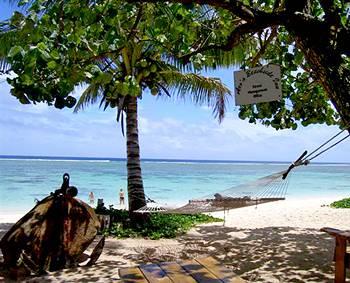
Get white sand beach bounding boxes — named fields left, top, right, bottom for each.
left=1, top=197, right=349, bottom=282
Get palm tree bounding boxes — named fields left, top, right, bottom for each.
left=0, top=2, right=232, bottom=215
left=74, top=41, right=231, bottom=213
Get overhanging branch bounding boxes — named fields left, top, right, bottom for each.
left=251, top=26, right=278, bottom=67
left=179, top=22, right=260, bottom=62
left=319, top=0, right=340, bottom=22
left=180, top=11, right=286, bottom=61
left=129, top=0, right=331, bottom=62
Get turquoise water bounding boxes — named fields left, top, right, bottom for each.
left=1, top=157, right=350, bottom=214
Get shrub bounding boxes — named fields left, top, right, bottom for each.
left=96, top=207, right=222, bottom=239
left=330, top=198, right=350, bottom=208
left=138, top=213, right=221, bottom=239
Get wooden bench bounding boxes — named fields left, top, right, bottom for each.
left=321, top=227, right=350, bottom=283
left=119, top=256, right=245, bottom=283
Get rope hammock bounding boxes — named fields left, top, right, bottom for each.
left=136, top=128, right=350, bottom=214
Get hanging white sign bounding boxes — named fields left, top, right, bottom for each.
left=234, top=64, right=282, bottom=106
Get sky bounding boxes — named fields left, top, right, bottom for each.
left=1, top=2, right=350, bottom=162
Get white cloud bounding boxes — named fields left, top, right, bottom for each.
left=0, top=72, right=17, bottom=81
left=216, top=114, right=287, bottom=142
left=200, top=105, right=211, bottom=111
left=1, top=77, right=350, bottom=162
left=136, top=112, right=350, bottom=162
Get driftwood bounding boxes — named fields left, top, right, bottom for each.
left=0, top=173, right=103, bottom=278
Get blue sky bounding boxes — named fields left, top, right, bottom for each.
left=1, top=2, right=350, bottom=162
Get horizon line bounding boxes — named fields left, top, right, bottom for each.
left=0, top=154, right=349, bottom=164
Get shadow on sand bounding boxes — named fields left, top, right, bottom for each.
left=178, top=225, right=335, bottom=282
left=126, top=225, right=336, bottom=282
left=0, top=224, right=337, bottom=282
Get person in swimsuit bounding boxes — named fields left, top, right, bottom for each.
left=89, top=191, right=95, bottom=206
left=119, top=189, right=125, bottom=205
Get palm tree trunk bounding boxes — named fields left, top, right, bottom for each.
left=125, top=96, right=146, bottom=213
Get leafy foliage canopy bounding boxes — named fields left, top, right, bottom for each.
left=2, top=0, right=350, bottom=129
left=0, top=0, right=232, bottom=120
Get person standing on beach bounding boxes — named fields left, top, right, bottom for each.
left=89, top=192, right=95, bottom=206
left=119, top=189, right=125, bottom=206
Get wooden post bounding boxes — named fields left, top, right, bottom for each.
left=335, top=237, right=347, bottom=283
left=320, top=227, right=350, bottom=283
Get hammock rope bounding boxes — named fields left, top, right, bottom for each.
left=282, top=129, right=349, bottom=179
left=303, top=133, right=349, bottom=162
left=303, top=129, right=346, bottom=161
left=136, top=128, right=349, bottom=214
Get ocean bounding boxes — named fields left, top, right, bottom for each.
left=1, top=156, right=350, bottom=214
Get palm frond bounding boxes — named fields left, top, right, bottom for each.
left=0, top=21, right=17, bottom=74
left=160, top=70, right=231, bottom=122
left=0, top=59, right=11, bottom=75
left=7, top=0, right=59, bottom=9
left=163, top=54, right=194, bottom=72
left=205, top=48, right=245, bottom=68
left=74, top=83, right=102, bottom=113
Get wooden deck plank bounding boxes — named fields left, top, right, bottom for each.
left=159, top=261, right=197, bottom=283
left=119, top=257, right=245, bottom=283
left=139, top=263, right=173, bottom=283
left=119, top=266, right=148, bottom=283
left=196, top=257, right=246, bottom=283
left=180, top=259, right=223, bottom=283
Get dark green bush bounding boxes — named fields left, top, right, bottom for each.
left=330, top=198, right=350, bottom=208
left=138, top=213, right=221, bottom=239
left=96, top=207, right=222, bottom=239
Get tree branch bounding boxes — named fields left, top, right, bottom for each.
left=337, top=28, right=350, bottom=56
left=128, top=4, right=144, bottom=40
left=179, top=22, right=258, bottom=62
left=129, top=0, right=327, bottom=62
left=319, top=0, right=342, bottom=49
left=180, top=11, right=286, bottom=62
left=251, top=26, right=278, bottom=67
left=273, top=0, right=282, bottom=11
left=319, top=0, right=339, bottom=20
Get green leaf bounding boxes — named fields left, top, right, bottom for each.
left=47, top=61, right=57, bottom=69
left=85, top=72, right=93, bottom=79
left=22, top=74, right=33, bottom=85
left=96, top=72, right=113, bottom=84
left=11, top=89, right=30, bottom=104
left=37, top=42, right=47, bottom=50
left=39, top=49, right=51, bottom=61
left=50, top=50, right=60, bottom=60
left=294, top=51, right=303, bottom=65
left=8, top=46, right=24, bottom=58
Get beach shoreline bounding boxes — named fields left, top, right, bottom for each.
left=0, top=195, right=347, bottom=224
left=1, top=196, right=349, bottom=282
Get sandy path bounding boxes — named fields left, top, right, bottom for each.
left=1, top=197, right=348, bottom=282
